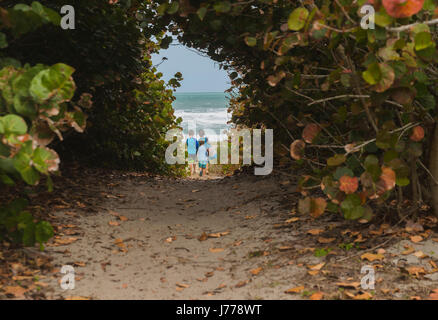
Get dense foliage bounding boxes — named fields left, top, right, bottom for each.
left=147, top=0, right=438, bottom=219
left=0, top=1, right=182, bottom=248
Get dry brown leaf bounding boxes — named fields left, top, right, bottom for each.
left=309, top=291, right=324, bottom=300
left=413, top=251, right=428, bottom=259
left=307, top=262, right=325, bottom=271
left=307, top=229, right=324, bottom=235
left=285, top=217, right=300, bottom=224
left=335, top=282, right=360, bottom=289
left=209, top=248, right=225, bottom=253
left=208, top=231, right=230, bottom=238
left=318, top=237, right=335, bottom=244
left=361, top=253, right=384, bottom=262
left=198, top=232, right=208, bottom=241
left=176, top=283, right=190, bottom=288
left=4, top=286, right=27, bottom=298
left=65, top=296, right=91, bottom=300
left=407, top=266, right=426, bottom=277
left=235, top=280, right=248, bottom=288
left=250, top=267, right=262, bottom=275
left=429, top=289, right=438, bottom=300
left=354, top=292, right=373, bottom=300
left=402, top=246, right=415, bottom=255
left=410, top=235, right=423, bottom=243
left=118, top=215, right=128, bottom=221
left=285, top=285, right=305, bottom=294
left=308, top=270, right=319, bottom=276
left=74, top=261, right=86, bottom=267
left=108, top=221, right=120, bottom=226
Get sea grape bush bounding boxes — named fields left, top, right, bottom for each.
left=148, top=0, right=438, bottom=219
left=0, top=2, right=87, bottom=247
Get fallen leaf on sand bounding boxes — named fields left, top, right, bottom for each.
left=285, top=217, right=300, bottom=224
left=309, top=291, right=324, bottom=300
left=118, top=215, right=128, bottom=221
left=410, top=235, right=423, bottom=243
left=307, top=229, right=324, bottom=235
left=245, top=215, right=256, bottom=219
left=108, top=210, right=119, bottom=216
left=413, top=251, right=428, bottom=259
left=108, top=221, right=120, bottom=226
left=209, top=248, right=225, bottom=253
left=165, top=237, right=175, bottom=243
left=318, top=237, right=335, bottom=244
left=429, top=289, right=438, bottom=300
left=407, top=266, right=426, bottom=277
left=54, top=237, right=78, bottom=246
left=122, top=284, right=128, bottom=289
left=361, top=253, right=384, bottom=262
left=353, top=292, right=372, bottom=300
left=250, top=267, right=262, bottom=275
left=176, top=283, right=190, bottom=288
left=192, top=189, right=200, bottom=193
left=208, top=231, right=230, bottom=238
left=335, top=282, right=360, bottom=289
left=235, top=280, right=248, bottom=288
left=285, top=286, right=305, bottom=294
left=4, top=286, right=27, bottom=298
left=278, top=246, right=293, bottom=251
left=74, top=261, right=86, bottom=267
left=307, top=262, right=325, bottom=271
left=308, top=270, right=319, bottom=276
left=198, top=232, right=208, bottom=241
left=402, top=246, right=415, bottom=255
left=65, top=296, right=91, bottom=300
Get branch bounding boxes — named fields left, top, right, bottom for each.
left=307, top=94, right=369, bottom=106
left=387, top=18, right=438, bottom=32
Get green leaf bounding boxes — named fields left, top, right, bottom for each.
left=1, top=114, right=28, bottom=135
left=415, top=32, right=434, bottom=51
left=375, top=11, right=393, bottom=27
left=327, top=154, right=346, bottom=166
left=244, top=36, right=257, bottom=47
left=362, top=62, right=382, bottom=85
left=35, top=221, right=54, bottom=246
left=167, top=2, right=179, bottom=15
left=156, top=3, right=168, bottom=16
left=213, top=1, right=231, bottom=13
left=197, top=7, right=207, bottom=20
left=0, top=32, right=8, bottom=49
left=288, top=8, right=309, bottom=31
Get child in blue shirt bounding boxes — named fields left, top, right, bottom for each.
left=197, top=140, right=209, bottom=177
left=198, top=129, right=210, bottom=175
left=186, top=130, right=199, bottom=176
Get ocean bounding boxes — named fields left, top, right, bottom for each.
left=172, top=92, right=233, bottom=141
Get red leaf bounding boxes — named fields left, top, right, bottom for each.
left=410, top=126, right=424, bottom=142
left=382, top=0, right=425, bottom=18
left=339, top=175, right=359, bottom=194
left=380, top=166, right=396, bottom=191
left=302, top=123, right=321, bottom=143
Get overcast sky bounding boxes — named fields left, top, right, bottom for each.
left=151, top=43, right=230, bottom=93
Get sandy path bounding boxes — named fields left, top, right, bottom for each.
left=43, top=173, right=304, bottom=299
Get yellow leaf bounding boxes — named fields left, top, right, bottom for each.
left=209, top=248, right=225, bottom=253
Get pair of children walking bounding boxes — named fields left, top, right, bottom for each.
left=186, top=129, right=210, bottom=177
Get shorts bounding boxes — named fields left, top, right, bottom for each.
left=188, top=154, right=197, bottom=164
left=198, top=161, right=207, bottom=169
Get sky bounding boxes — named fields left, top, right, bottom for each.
left=151, top=42, right=230, bottom=93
